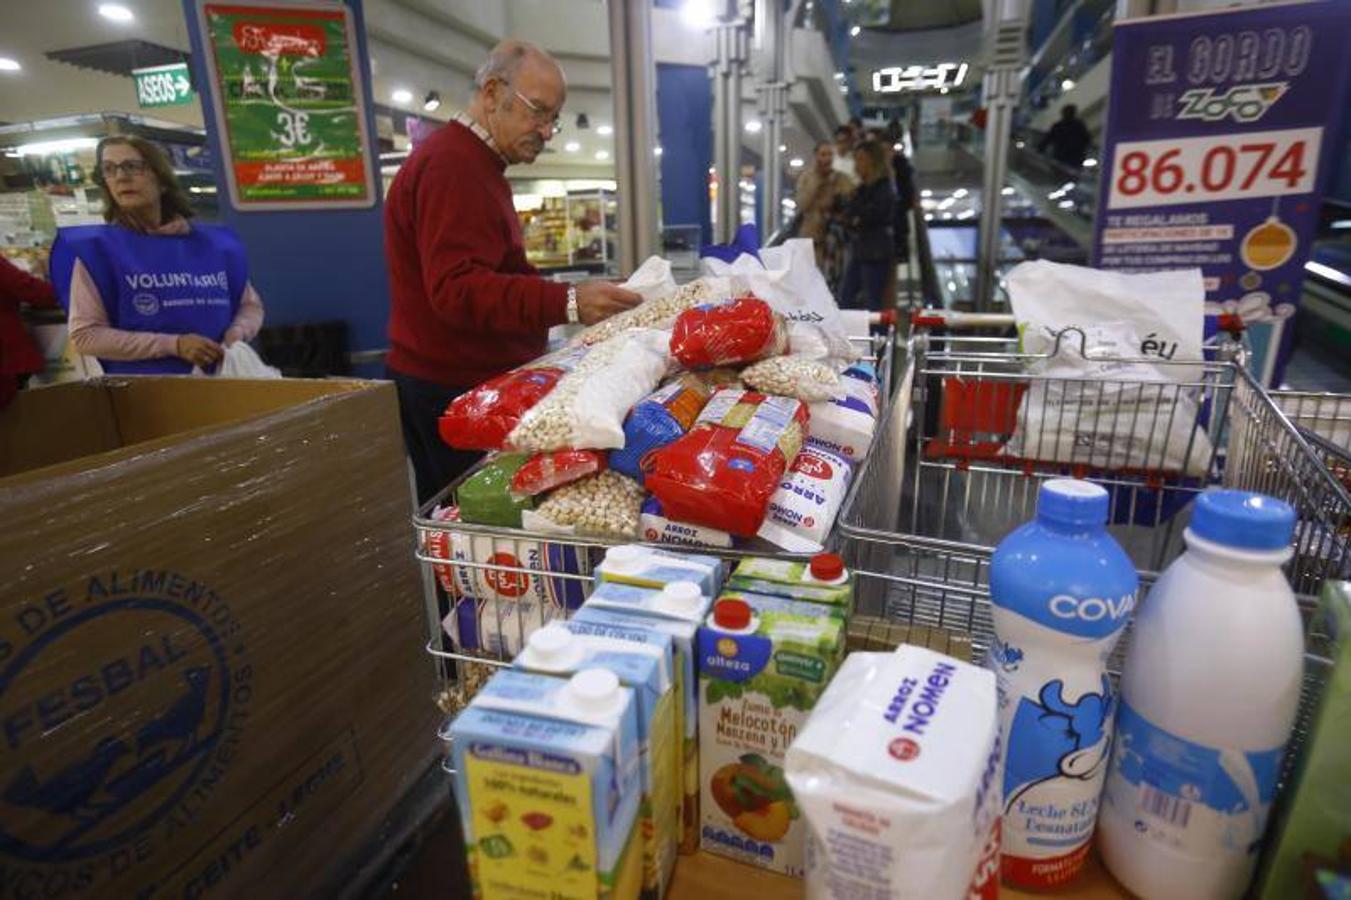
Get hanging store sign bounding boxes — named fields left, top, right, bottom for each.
left=197, top=0, right=376, bottom=210
left=133, top=62, right=195, bottom=108
left=1092, top=1, right=1351, bottom=384
left=872, top=63, right=968, bottom=94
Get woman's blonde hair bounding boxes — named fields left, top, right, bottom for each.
left=94, top=136, right=196, bottom=228
left=854, top=139, right=890, bottom=184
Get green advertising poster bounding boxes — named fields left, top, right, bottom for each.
left=200, top=1, right=375, bottom=209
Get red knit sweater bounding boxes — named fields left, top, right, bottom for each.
left=384, top=121, right=568, bottom=388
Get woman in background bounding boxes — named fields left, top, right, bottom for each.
left=0, top=254, right=58, bottom=408
left=837, top=139, right=896, bottom=311
left=50, top=136, right=263, bottom=374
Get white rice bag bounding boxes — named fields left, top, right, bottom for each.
left=757, top=440, right=854, bottom=553
left=639, top=497, right=737, bottom=549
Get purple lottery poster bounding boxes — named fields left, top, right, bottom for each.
left=1093, top=1, right=1351, bottom=384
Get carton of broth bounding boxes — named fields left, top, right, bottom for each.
left=574, top=580, right=712, bottom=853
left=445, top=668, right=644, bottom=900
left=698, top=592, right=845, bottom=876
left=516, top=623, right=679, bottom=899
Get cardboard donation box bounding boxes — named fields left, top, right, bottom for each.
left=0, top=378, right=440, bottom=899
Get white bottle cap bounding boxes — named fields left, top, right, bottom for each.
left=565, top=668, right=622, bottom=713
left=524, top=624, right=583, bottom=672
left=604, top=544, right=646, bottom=572
left=656, top=581, right=704, bottom=616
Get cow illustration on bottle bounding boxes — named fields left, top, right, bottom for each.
left=1003, top=675, right=1116, bottom=812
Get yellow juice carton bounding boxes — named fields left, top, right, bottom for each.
left=446, top=668, right=644, bottom=900
left=574, top=580, right=713, bottom=853
left=698, top=592, right=845, bottom=876
left=517, top=623, right=679, bottom=899
left=728, top=553, right=852, bottom=610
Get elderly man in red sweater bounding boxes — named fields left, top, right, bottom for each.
left=385, top=40, right=640, bottom=503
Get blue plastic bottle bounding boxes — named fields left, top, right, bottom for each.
left=986, top=479, right=1139, bottom=889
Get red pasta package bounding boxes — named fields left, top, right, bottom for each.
left=644, top=388, right=808, bottom=537
left=669, top=295, right=787, bottom=369
left=438, top=345, right=589, bottom=450
left=510, top=450, right=607, bottom=498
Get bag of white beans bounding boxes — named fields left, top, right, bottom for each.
left=742, top=355, right=845, bottom=403
left=521, top=470, right=647, bottom=539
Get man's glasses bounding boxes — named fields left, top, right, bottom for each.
left=100, top=160, right=149, bottom=179
left=513, top=89, right=562, bottom=134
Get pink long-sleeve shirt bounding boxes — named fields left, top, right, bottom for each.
left=66, top=217, right=264, bottom=361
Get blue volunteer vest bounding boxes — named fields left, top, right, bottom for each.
left=50, top=223, right=248, bottom=375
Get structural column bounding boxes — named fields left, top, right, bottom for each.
left=712, top=17, right=748, bottom=243
left=608, top=0, right=661, bottom=271
left=975, top=7, right=1027, bottom=311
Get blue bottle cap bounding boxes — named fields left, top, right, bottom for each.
left=1037, top=479, right=1109, bottom=526
left=1189, top=490, right=1295, bottom=551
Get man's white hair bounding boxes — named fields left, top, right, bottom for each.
left=474, top=39, right=554, bottom=90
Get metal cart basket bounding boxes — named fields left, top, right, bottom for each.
left=412, top=327, right=898, bottom=704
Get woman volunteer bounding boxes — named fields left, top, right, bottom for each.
left=50, top=136, right=263, bottom=374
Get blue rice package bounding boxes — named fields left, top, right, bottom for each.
left=609, top=377, right=711, bottom=484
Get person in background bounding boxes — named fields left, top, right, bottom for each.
left=49, top=136, right=263, bottom=374
left=838, top=140, right=896, bottom=312
left=384, top=39, right=641, bottom=504
left=0, top=254, right=58, bottom=409
left=890, top=142, right=917, bottom=260
left=795, top=141, right=855, bottom=270
left=831, top=125, right=857, bottom=179
left=1038, top=104, right=1092, bottom=170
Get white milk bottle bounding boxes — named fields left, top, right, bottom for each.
left=987, top=479, right=1138, bottom=889
left=1098, top=490, right=1303, bottom=900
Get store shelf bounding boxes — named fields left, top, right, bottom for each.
left=666, top=850, right=1129, bottom=899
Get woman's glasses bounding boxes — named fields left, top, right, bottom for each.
left=100, top=160, right=149, bottom=179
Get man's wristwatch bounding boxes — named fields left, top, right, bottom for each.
left=566, top=285, right=580, bottom=324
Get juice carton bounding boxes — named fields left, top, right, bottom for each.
left=595, top=544, right=725, bottom=598
left=698, top=592, right=846, bottom=876
left=517, top=623, right=679, bottom=899
left=445, top=668, right=644, bottom=900
left=575, top=580, right=713, bottom=854
left=786, top=647, right=1002, bottom=900
left=728, top=553, right=852, bottom=610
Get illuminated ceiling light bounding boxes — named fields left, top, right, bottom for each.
left=708, top=166, right=717, bottom=175
left=14, top=137, right=99, bottom=156
left=893, top=142, right=902, bottom=151
left=954, top=63, right=969, bottom=86
left=778, top=143, right=787, bottom=152
left=391, top=87, right=413, bottom=105
left=839, top=85, right=848, bottom=94
left=98, top=3, right=135, bottom=22
left=744, top=119, right=762, bottom=134
left=940, top=87, right=949, bottom=94
left=597, top=124, right=614, bottom=136
left=422, top=91, right=441, bottom=112
left=788, top=157, right=804, bottom=168
left=564, top=141, right=581, bottom=152
left=681, top=0, right=717, bottom=29
left=1058, top=199, right=1075, bottom=208
left=1083, top=157, right=1098, bottom=168
left=1001, top=186, right=1015, bottom=196
left=833, top=72, right=844, bottom=81
left=595, top=149, right=610, bottom=160
left=952, top=188, right=968, bottom=198
left=920, top=189, right=932, bottom=197
left=1061, top=78, right=1076, bottom=91
left=924, top=213, right=933, bottom=221
left=654, top=145, right=663, bottom=156
left=850, top=25, right=861, bottom=37
left=1015, top=139, right=1026, bottom=148
left=0, top=58, right=21, bottom=72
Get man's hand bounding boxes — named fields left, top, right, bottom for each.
left=575, top=280, right=642, bottom=325
left=176, top=333, right=224, bottom=369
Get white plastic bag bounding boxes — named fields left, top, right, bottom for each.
left=218, top=342, right=282, bottom=379
left=1005, top=261, right=1212, bottom=475
left=700, top=238, right=855, bottom=360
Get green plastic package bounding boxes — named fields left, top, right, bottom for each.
left=457, top=454, right=534, bottom=527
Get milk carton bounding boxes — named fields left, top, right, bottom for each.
left=786, top=648, right=1002, bottom=900
left=595, top=544, right=725, bottom=598
left=446, top=668, right=644, bottom=900
left=698, top=592, right=845, bottom=875
left=575, top=580, right=713, bottom=854
left=517, top=624, right=679, bottom=899
left=728, top=554, right=852, bottom=609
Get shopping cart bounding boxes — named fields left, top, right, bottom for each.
left=412, top=323, right=897, bottom=708
left=836, top=311, right=1349, bottom=782
left=1270, top=389, right=1351, bottom=495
